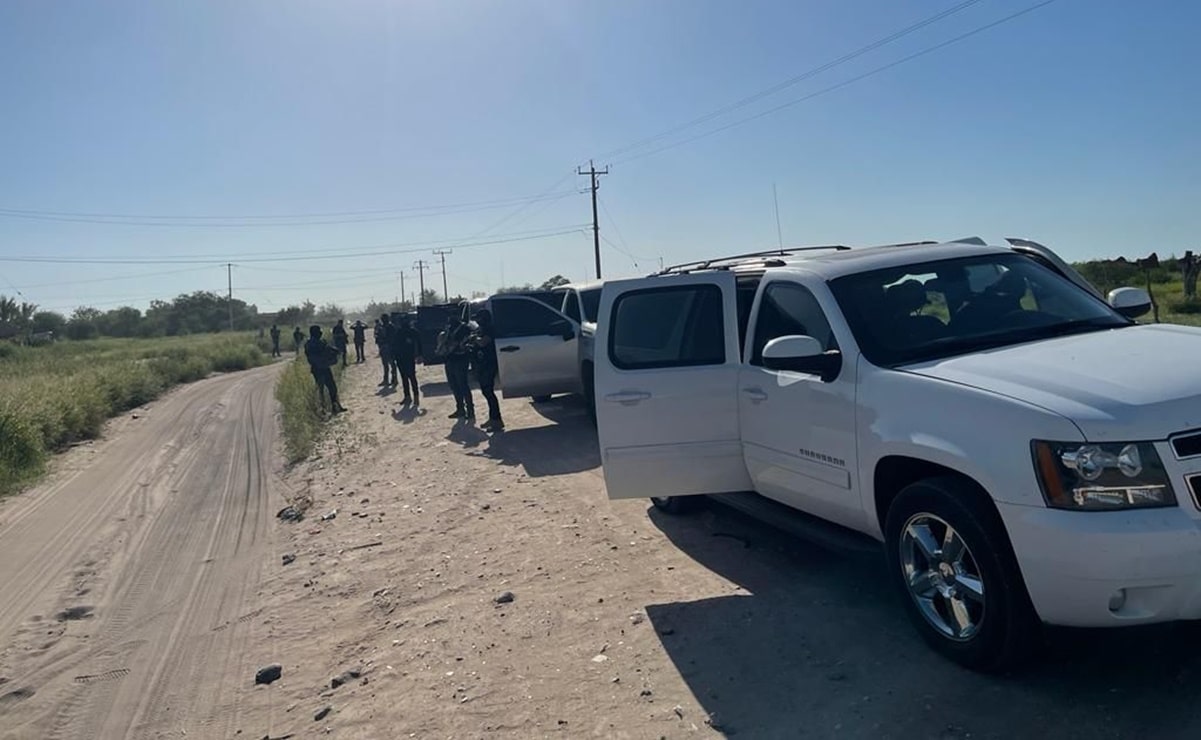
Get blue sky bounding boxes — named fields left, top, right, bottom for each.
left=0, top=0, right=1197, bottom=315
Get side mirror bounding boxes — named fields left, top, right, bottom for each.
left=1108, top=287, right=1152, bottom=320
left=548, top=319, right=576, bottom=341
left=761, top=335, right=842, bottom=382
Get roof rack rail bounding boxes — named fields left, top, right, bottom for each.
left=656, top=245, right=850, bottom=275
left=871, top=240, right=941, bottom=248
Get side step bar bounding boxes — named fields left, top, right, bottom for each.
left=707, top=493, right=882, bottom=557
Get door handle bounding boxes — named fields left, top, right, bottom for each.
left=741, top=387, right=769, bottom=403
left=604, top=391, right=652, bottom=405
left=499, top=346, right=520, bottom=353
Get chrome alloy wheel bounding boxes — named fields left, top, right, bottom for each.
left=899, top=513, right=986, bottom=641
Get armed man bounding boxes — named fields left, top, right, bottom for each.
left=303, top=325, right=345, bottom=414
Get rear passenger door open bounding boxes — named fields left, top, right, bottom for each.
left=595, top=272, right=752, bottom=500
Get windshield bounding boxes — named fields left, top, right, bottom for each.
left=580, top=288, right=602, bottom=324
left=829, top=254, right=1132, bottom=366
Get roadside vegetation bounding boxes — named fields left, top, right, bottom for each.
left=275, top=355, right=345, bottom=463
left=0, top=334, right=268, bottom=495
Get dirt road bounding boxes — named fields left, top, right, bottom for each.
left=257, top=360, right=1201, bottom=740
left=0, top=365, right=285, bottom=740
left=5, top=357, right=1201, bottom=739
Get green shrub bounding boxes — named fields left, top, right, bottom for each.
left=0, top=333, right=267, bottom=496
left=275, top=356, right=343, bottom=463
left=1168, top=299, right=1201, bottom=315
left=0, top=401, right=46, bottom=493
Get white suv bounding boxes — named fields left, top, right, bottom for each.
left=593, top=238, right=1193, bottom=671
left=473, top=283, right=603, bottom=410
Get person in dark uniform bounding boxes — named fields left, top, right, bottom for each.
left=391, top=315, right=423, bottom=405
left=470, top=309, right=503, bottom=431
left=377, top=314, right=397, bottom=387
left=304, top=325, right=345, bottom=413
left=269, top=324, right=282, bottom=357
left=351, top=320, right=367, bottom=364
left=331, top=319, right=349, bottom=368
left=440, top=316, right=475, bottom=421
left=292, top=326, right=304, bottom=355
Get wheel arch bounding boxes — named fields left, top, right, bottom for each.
left=872, top=456, right=1000, bottom=537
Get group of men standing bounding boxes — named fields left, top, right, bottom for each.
left=375, top=313, right=423, bottom=405
left=285, top=308, right=504, bottom=432
left=268, top=324, right=312, bottom=358
left=436, top=310, right=503, bottom=432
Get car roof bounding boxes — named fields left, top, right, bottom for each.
left=654, top=240, right=1012, bottom=281
left=774, top=241, right=1012, bottom=280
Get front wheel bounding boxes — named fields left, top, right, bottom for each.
left=884, top=477, right=1038, bottom=672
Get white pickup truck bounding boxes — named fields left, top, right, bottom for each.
left=592, top=237, right=1201, bottom=671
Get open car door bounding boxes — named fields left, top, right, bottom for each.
left=595, top=271, right=752, bottom=499
left=490, top=295, right=583, bottom=399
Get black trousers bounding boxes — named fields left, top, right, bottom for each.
left=271, top=340, right=280, bottom=357
left=380, top=350, right=396, bottom=384
left=311, top=367, right=340, bottom=409
left=335, top=342, right=348, bottom=367
left=396, top=356, right=419, bottom=401
left=354, top=340, right=365, bottom=363
left=477, top=371, right=501, bottom=422
left=445, top=360, right=473, bottom=416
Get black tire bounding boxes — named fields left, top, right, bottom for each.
left=650, top=496, right=699, bottom=514
left=532, top=395, right=553, bottom=404
left=883, top=476, right=1039, bottom=673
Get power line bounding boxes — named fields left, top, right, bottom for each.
left=14, top=265, right=216, bottom=290
left=598, top=0, right=986, bottom=161
left=469, top=170, right=580, bottom=240
left=0, top=191, right=579, bottom=227
left=613, top=0, right=1062, bottom=166
left=598, top=196, right=636, bottom=256
left=0, top=225, right=589, bottom=266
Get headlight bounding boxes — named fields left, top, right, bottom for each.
left=1032, top=441, right=1175, bottom=510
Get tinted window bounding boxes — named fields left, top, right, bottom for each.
left=493, top=298, right=566, bottom=339
left=561, top=291, right=582, bottom=323
left=579, top=288, right=602, bottom=323
left=750, top=283, right=837, bottom=365
left=609, top=285, right=725, bottom=370
left=829, top=254, right=1130, bottom=366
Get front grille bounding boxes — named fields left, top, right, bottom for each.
left=1189, top=475, right=1201, bottom=511
left=1171, top=432, right=1201, bottom=459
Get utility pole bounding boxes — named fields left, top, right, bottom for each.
left=226, top=263, right=234, bottom=331
left=398, top=271, right=406, bottom=308
left=578, top=159, right=609, bottom=279
left=432, top=249, right=452, bottom=302
left=413, top=260, right=429, bottom=305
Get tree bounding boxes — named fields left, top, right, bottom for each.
left=96, top=306, right=143, bottom=337
left=419, top=288, right=442, bottom=306
left=66, top=306, right=102, bottom=340
left=494, top=284, right=535, bottom=295
left=0, top=296, right=37, bottom=335
left=539, top=274, right=571, bottom=290
left=314, top=303, right=346, bottom=323
left=275, top=301, right=316, bottom=329
left=30, top=310, right=67, bottom=336
left=1182, top=251, right=1199, bottom=301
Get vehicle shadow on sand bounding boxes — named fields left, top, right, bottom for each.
left=645, top=501, right=1201, bottom=739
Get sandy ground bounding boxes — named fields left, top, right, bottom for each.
left=6, top=355, right=1201, bottom=739
left=0, top=365, right=284, bottom=739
